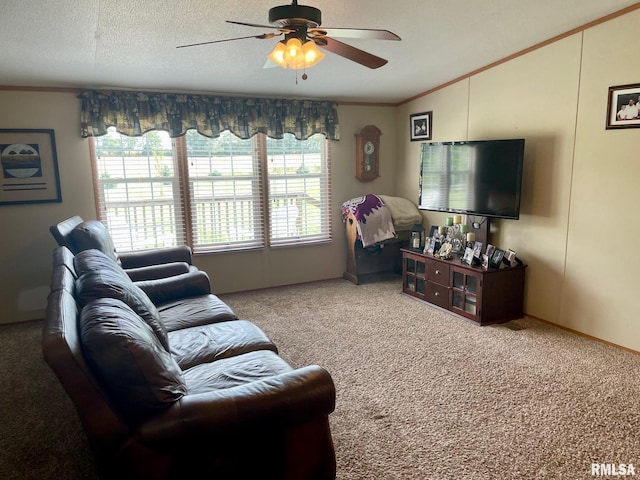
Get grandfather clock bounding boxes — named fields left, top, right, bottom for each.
left=355, top=125, right=381, bottom=182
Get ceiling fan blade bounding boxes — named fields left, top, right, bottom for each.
left=310, top=28, right=400, bottom=41
left=316, top=37, right=388, bottom=69
left=177, top=33, right=278, bottom=49
left=226, top=20, right=292, bottom=33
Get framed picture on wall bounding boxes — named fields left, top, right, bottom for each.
left=410, top=111, right=432, bottom=141
left=0, top=129, right=61, bottom=205
left=606, top=83, right=640, bottom=129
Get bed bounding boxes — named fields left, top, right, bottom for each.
left=341, top=194, right=422, bottom=284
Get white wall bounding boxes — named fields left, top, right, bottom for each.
left=0, top=92, right=95, bottom=323
left=395, top=9, right=640, bottom=351
left=560, top=10, right=640, bottom=346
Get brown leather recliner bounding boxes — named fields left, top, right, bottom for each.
left=50, top=216, right=197, bottom=281
left=43, top=247, right=337, bottom=479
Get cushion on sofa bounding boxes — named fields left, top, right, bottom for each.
left=182, top=350, right=293, bottom=395
left=73, top=248, right=129, bottom=279
left=169, top=320, right=278, bottom=370
left=75, top=269, right=170, bottom=352
left=157, top=295, right=238, bottom=331
left=80, top=298, right=186, bottom=422
left=69, top=220, right=120, bottom=263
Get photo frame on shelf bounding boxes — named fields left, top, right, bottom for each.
left=504, top=249, right=517, bottom=264
left=485, top=244, right=495, bottom=259
left=606, top=83, right=640, bottom=129
left=429, top=225, right=439, bottom=238
left=462, top=247, right=474, bottom=265
left=0, top=129, right=61, bottom=206
left=490, top=248, right=505, bottom=268
left=426, top=237, right=436, bottom=255
left=472, top=241, right=483, bottom=259
left=410, top=111, right=432, bottom=141
left=481, top=254, right=490, bottom=269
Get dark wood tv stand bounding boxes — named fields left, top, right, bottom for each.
left=401, top=248, right=526, bottom=325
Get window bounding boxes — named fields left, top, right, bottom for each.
left=266, top=135, right=331, bottom=247
left=184, top=130, right=263, bottom=251
left=93, top=130, right=186, bottom=250
left=92, top=128, right=331, bottom=253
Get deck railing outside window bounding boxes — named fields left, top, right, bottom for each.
left=93, top=128, right=331, bottom=253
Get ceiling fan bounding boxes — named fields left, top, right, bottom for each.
left=177, top=0, right=401, bottom=71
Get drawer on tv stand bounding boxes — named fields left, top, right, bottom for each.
left=425, top=281, right=449, bottom=309
left=426, top=260, right=450, bottom=286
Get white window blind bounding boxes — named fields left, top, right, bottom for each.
left=266, top=134, right=331, bottom=246
left=92, top=128, right=186, bottom=251
left=91, top=129, right=331, bottom=253
left=185, top=130, right=264, bottom=252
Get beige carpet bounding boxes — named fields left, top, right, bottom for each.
left=221, top=277, right=640, bottom=480
left=2, top=276, right=639, bottom=479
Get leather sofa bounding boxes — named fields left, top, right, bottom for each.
left=50, top=216, right=197, bottom=281
left=43, top=246, right=337, bottom=479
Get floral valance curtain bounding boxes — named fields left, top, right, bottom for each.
left=79, top=90, right=340, bottom=141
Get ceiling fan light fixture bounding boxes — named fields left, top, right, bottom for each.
left=268, top=41, right=288, bottom=68
left=269, top=36, right=324, bottom=70
left=283, top=37, right=304, bottom=68
left=302, top=40, right=324, bottom=68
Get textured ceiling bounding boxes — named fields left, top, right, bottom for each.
left=3, top=0, right=639, bottom=103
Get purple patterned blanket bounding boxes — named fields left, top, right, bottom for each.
left=341, top=194, right=397, bottom=247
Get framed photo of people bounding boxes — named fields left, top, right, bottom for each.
left=490, top=248, right=506, bottom=268
left=606, top=83, right=640, bottom=129
left=462, top=247, right=474, bottom=265
left=426, top=237, right=436, bottom=255
left=485, top=244, right=495, bottom=260
left=410, top=111, right=432, bottom=141
left=472, top=241, right=483, bottom=259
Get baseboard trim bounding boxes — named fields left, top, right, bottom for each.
left=525, top=314, right=639, bottom=356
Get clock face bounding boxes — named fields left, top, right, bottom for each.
left=364, top=141, right=375, bottom=155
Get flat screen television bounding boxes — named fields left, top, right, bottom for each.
left=418, top=139, right=525, bottom=220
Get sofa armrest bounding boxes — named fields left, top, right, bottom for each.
left=138, top=365, right=335, bottom=442
left=135, top=271, right=212, bottom=305
left=118, top=246, right=193, bottom=269
left=125, top=262, right=191, bottom=282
